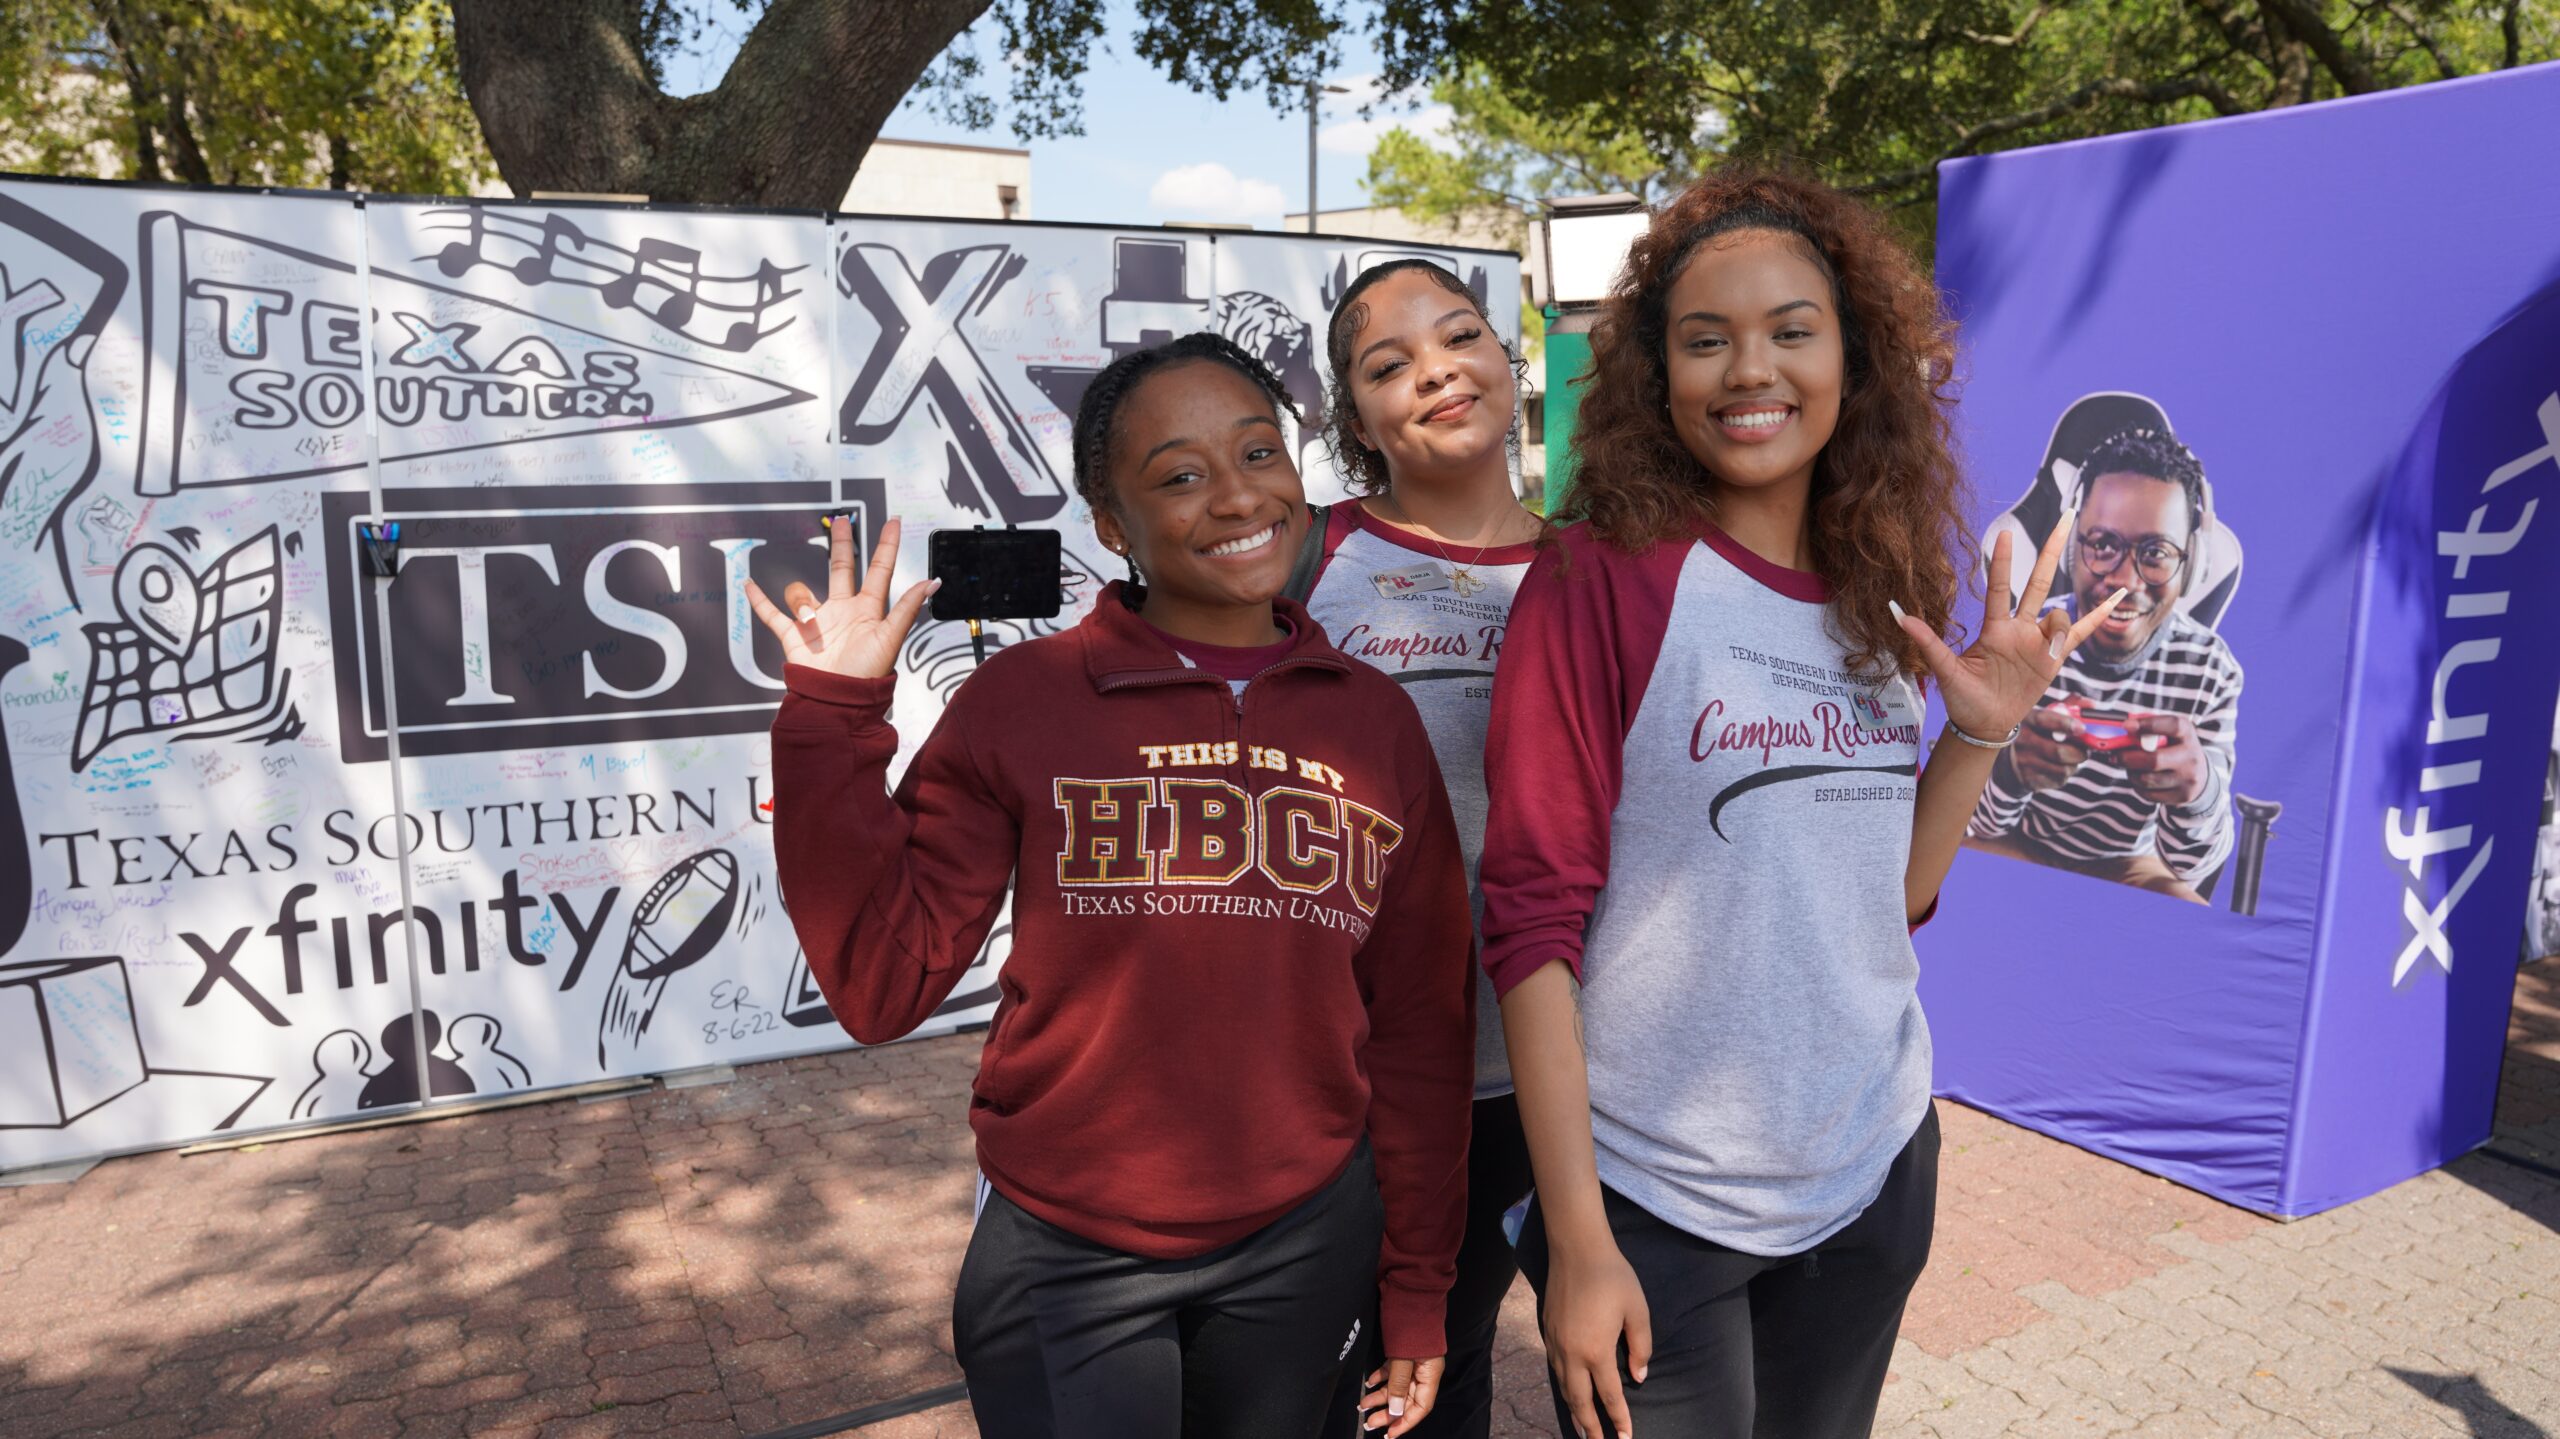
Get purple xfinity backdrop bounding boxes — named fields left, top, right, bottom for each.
left=1926, top=61, right=2560, bottom=1215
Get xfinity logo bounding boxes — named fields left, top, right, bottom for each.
left=322, top=481, right=881, bottom=762
left=2382, top=391, right=2551, bottom=985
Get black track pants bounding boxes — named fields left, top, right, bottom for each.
left=1322, top=1094, right=1535, bottom=1439
left=1516, top=1106, right=1940, bottom=1439
left=954, top=1143, right=1383, bottom=1439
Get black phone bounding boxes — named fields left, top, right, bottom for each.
left=928, top=526, right=1064, bottom=622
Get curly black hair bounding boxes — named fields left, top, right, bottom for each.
left=1319, top=259, right=1525, bottom=496
left=2074, top=427, right=2210, bottom=537
left=1070, top=332, right=1300, bottom=517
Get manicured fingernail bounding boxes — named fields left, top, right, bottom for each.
left=2047, top=630, right=2068, bottom=659
left=1888, top=599, right=1907, bottom=624
left=1633, top=1364, right=1648, bottom=1384
left=928, top=577, right=945, bottom=593
left=1388, top=1397, right=1406, bottom=1417
left=795, top=606, right=816, bottom=622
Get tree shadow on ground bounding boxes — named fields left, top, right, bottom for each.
left=2384, top=1365, right=2553, bottom=1439
left=0, top=1034, right=985, bottom=1439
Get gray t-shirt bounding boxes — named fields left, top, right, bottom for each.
left=1478, top=520, right=1934, bottom=1254
left=1304, top=503, right=1540, bottom=1098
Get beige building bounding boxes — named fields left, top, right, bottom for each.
left=1279, top=203, right=1526, bottom=252
left=841, top=137, right=1030, bottom=220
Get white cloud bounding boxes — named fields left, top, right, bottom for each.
left=1149, top=162, right=1290, bottom=223
left=1310, top=75, right=1455, bottom=158
left=1319, top=103, right=1453, bottom=156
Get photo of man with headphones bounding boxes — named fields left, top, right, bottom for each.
left=1964, top=396, right=2247, bottom=905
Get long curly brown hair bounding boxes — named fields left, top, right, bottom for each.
left=1569, top=165, right=1972, bottom=682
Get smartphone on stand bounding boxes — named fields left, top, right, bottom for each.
left=927, top=526, right=1064, bottom=668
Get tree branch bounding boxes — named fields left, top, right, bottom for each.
left=2504, top=0, right=2524, bottom=69
left=664, top=0, right=989, bottom=207
left=2256, top=0, right=2383, bottom=93
left=1960, top=2, right=2058, bottom=49
left=2186, top=0, right=2278, bottom=82
left=96, top=9, right=163, bottom=182
left=2382, top=5, right=2460, bottom=81
left=453, top=0, right=990, bottom=207
left=450, top=0, right=670, bottom=196
left=1849, top=74, right=2247, bottom=197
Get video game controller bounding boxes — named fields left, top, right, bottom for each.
left=2059, top=696, right=2145, bottom=753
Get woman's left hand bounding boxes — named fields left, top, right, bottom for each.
left=1358, top=1355, right=1445, bottom=1435
left=1892, top=523, right=2127, bottom=743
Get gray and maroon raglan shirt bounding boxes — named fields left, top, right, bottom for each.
left=1479, top=520, right=1935, bottom=1255
left=1302, top=502, right=1541, bottom=1098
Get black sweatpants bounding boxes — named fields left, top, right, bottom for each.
left=1516, top=1106, right=1939, bottom=1439
left=1322, top=1094, right=1535, bottom=1439
left=954, top=1143, right=1383, bottom=1439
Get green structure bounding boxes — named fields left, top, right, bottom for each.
left=1534, top=193, right=1646, bottom=519
left=1540, top=305, right=1593, bottom=516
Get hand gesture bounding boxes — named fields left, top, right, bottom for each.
left=2011, top=706, right=2087, bottom=791
left=1357, top=1355, right=1446, bottom=1435
left=1542, top=1238, right=1652, bottom=1439
left=743, top=516, right=937, bottom=681
left=2119, top=713, right=2207, bottom=807
left=1893, top=524, right=2126, bottom=743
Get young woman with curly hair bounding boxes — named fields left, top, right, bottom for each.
left=1475, top=167, right=2128, bottom=1438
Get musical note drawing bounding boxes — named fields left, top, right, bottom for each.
left=419, top=208, right=802, bottom=353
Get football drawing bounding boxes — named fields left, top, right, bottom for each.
left=595, top=848, right=740, bottom=1068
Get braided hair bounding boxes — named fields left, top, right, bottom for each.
left=1071, top=332, right=1301, bottom=519
left=2073, top=427, right=2210, bottom=537
left=1320, top=259, right=1526, bottom=496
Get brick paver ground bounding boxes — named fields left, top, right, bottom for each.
left=5, top=962, right=2554, bottom=1439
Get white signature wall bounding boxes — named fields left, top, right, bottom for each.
left=0, top=178, right=1520, bottom=1171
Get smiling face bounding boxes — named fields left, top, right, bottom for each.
left=1660, top=229, right=1845, bottom=501
left=1340, top=266, right=1515, bottom=486
left=1089, top=359, right=1305, bottom=626
left=2072, top=469, right=2193, bottom=661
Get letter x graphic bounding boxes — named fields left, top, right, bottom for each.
left=2485, top=394, right=2560, bottom=493
left=2392, top=838, right=2494, bottom=986
left=838, top=242, right=1066, bottom=522
left=0, top=265, right=65, bottom=420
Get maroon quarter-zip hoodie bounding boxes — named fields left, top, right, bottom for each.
left=771, top=583, right=1474, bottom=1359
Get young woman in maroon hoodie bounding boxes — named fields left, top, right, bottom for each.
left=747, top=334, right=1473, bottom=1438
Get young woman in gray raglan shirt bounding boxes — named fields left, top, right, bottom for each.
left=1476, top=169, right=2131, bottom=1439
left=1300, top=259, right=1544, bottom=1439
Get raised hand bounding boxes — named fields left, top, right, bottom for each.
left=743, top=516, right=938, bottom=681
left=1893, top=522, right=2126, bottom=743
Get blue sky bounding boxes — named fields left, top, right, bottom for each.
left=661, top=4, right=1449, bottom=229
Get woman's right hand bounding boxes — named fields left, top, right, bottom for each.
left=744, top=515, right=938, bottom=680
left=1542, top=1231, right=1653, bottom=1439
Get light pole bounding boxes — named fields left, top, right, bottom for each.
left=1306, top=78, right=1349, bottom=234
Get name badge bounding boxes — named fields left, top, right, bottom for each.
left=1370, top=563, right=1450, bottom=597
left=1856, top=674, right=1920, bottom=727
